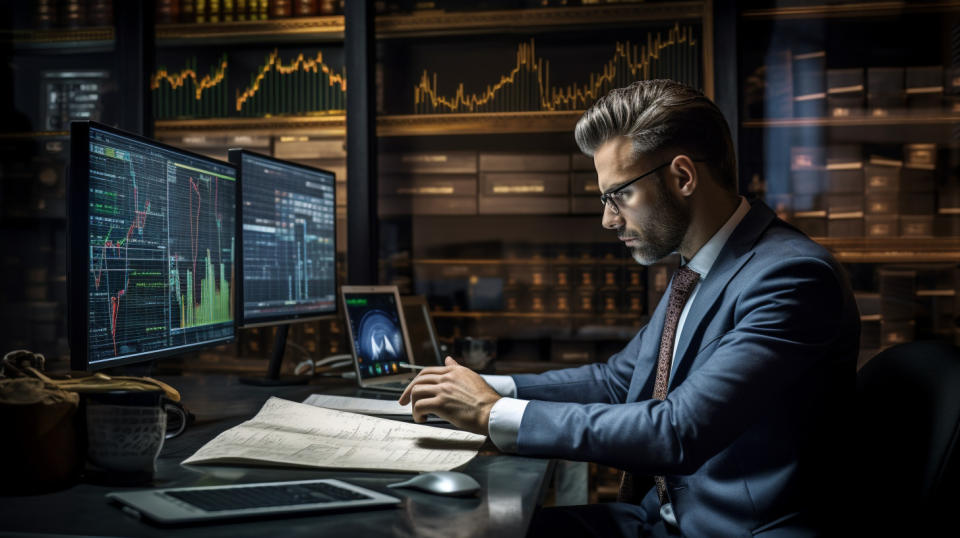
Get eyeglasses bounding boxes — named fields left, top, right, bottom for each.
left=599, top=160, right=672, bottom=215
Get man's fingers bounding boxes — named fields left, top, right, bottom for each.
left=410, top=395, right=443, bottom=423
left=398, top=383, right=413, bottom=405
left=444, top=356, right=459, bottom=367
left=398, top=372, right=445, bottom=404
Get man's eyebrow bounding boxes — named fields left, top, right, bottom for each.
left=601, top=176, right=635, bottom=195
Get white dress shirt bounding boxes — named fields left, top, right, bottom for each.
left=482, top=197, right=752, bottom=452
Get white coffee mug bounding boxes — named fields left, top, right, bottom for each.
left=83, top=390, right=186, bottom=481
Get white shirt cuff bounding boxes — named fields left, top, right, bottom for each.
left=487, top=397, right=529, bottom=453
left=480, top=374, right=518, bottom=398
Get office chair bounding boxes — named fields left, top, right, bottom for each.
left=854, top=340, right=960, bottom=535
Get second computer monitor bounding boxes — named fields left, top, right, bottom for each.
left=230, top=149, right=337, bottom=327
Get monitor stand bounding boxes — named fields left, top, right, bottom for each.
left=239, top=325, right=310, bottom=386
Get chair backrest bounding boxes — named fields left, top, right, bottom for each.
left=855, top=340, right=960, bottom=531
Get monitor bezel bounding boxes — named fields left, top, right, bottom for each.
left=228, top=148, right=339, bottom=329
left=69, top=120, right=239, bottom=371
left=341, top=285, right=418, bottom=387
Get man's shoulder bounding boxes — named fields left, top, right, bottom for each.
left=752, top=216, right=834, bottom=263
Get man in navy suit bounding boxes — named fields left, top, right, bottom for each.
left=399, top=80, right=858, bottom=536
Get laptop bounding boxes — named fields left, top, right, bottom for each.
left=107, top=478, right=401, bottom=525
left=401, top=294, right=444, bottom=367
left=341, top=285, right=419, bottom=393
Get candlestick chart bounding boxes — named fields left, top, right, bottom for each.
left=151, top=48, right=346, bottom=119
left=410, top=23, right=700, bottom=114
left=151, top=54, right=229, bottom=118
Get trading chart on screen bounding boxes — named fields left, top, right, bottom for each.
left=86, top=127, right=236, bottom=365
left=239, top=153, right=336, bottom=322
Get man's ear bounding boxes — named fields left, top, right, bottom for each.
left=671, top=155, right=698, bottom=197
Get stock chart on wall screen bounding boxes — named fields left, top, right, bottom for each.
left=86, top=127, right=236, bottom=365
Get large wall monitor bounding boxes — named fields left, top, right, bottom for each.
left=69, top=121, right=238, bottom=371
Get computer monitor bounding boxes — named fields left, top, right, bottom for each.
left=68, top=121, right=238, bottom=371
left=228, top=149, right=337, bottom=385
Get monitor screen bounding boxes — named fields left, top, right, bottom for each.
left=343, top=290, right=411, bottom=380
left=231, top=150, right=336, bottom=326
left=69, top=122, right=238, bottom=370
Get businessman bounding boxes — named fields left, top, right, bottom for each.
left=399, top=80, right=858, bottom=536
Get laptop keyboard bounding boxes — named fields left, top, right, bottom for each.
left=165, top=482, right=372, bottom=512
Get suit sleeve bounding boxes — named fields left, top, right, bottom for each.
left=509, top=324, right=649, bottom=405
left=514, top=256, right=849, bottom=474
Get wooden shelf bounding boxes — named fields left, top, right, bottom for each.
left=378, top=111, right=583, bottom=136
left=154, top=115, right=346, bottom=137
left=742, top=1, right=960, bottom=20
left=156, top=16, right=344, bottom=45
left=163, top=110, right=960, bottom=138
left=376, top=2, right=706, bottom=38
left=813, top=237, right=960, bottom=263
left=154, top=111, right=585, bottom=137
left=743, top=113, right=960, bottom=128
left=742, top=113, right=960, bottom=143
left=3, top=27, right=113, bottom=51
left=155, top=3, right=706, bottom=44
left=0, top=131, right=69, bottom=139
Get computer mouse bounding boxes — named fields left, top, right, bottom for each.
left=386, top=471, right=481, bottom=497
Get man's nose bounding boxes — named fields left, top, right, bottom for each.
left=602, top=204, right=623, bottom=229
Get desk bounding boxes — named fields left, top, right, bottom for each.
left=0, top=374, right=555, bottom=537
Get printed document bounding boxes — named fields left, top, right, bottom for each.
left=183, top=397, right=485, bottom=472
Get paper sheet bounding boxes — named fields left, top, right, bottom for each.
left=302, top=394, right=412, bottom=416
left=182, top=397, right=485, bottom=472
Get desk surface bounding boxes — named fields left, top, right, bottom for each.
left=0, top=373, right=555, bottom=538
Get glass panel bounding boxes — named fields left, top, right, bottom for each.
left=0, top=1, right=119, bottom=365
left=739, top=2, right=960, bottom=367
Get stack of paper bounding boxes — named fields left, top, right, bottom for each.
left=183, top=397, right=485, bottom=473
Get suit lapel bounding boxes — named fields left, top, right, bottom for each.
left=668, top=201, right=777, bottom=390
left=626, top=292, right=669, bottom=402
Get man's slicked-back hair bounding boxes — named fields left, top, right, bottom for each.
left=575, top=79, right=738, bottom=193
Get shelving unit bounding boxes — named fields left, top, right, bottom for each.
left=741, top=1, right=960, bottom=19
left=737, top=1, right=960, bottom=364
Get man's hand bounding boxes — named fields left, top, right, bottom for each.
left=397, top=357, right=501, bottom=435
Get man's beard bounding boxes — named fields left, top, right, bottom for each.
left=624, top=176, right=690, bottom=265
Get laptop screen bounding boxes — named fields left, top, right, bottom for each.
left=343, top=290, right=411, bottom=380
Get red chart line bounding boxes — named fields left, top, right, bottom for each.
left=189, top=177, right=202, bottom=286
left=92, top=189, right=151, bottom=355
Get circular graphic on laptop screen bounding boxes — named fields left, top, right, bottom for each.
left=356, top=309, right=405, bottom=363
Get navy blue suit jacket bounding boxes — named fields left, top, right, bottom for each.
left=511, top=201, right=858, bottom=536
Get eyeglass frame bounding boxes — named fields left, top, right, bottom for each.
left=599, top=157, right=706, bottom=215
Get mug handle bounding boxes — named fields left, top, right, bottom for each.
left=163, top=401, right=188, bottom=440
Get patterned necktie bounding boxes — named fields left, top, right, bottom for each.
left=618, top=266, right=701, bottom=505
